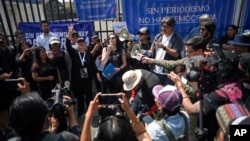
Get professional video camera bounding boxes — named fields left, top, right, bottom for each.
left=46, top=81, right=76, bottom=111
left=186, top=43, right=234, bottom=94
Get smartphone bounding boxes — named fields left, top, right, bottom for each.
left=98, top=94, right=121, bottom=105
left=142, top=115, right=154, bottom=124
left=4, top=79, right=22, bottom=91
left=4, top=79, right=22, bottom=86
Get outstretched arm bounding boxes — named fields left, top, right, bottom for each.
left=119, top=93, right=152, bottom=141
left=81, top=93, right=102, bottom=141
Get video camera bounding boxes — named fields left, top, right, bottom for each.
left=186, top=43, right=234, bottom=94
left=46, top=81, right=76, bottom=111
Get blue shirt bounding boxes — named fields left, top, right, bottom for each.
left=146, top=111, right=189, bottom=141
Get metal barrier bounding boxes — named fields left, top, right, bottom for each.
left=0, top=0, right=122, bottom=46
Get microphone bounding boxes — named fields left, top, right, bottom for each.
left=64, top=80, right=71, bottom=91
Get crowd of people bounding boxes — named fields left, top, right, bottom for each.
left=0, top=13, right=250, bottom=141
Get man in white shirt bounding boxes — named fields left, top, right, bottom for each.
left=149, top=16, right=184, bottom=85
left=36, top=20, right=58, bottom=51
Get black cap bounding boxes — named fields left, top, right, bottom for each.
left=92, top=32, right=99, bottom=38
left=137, top=27, right=150, bottom=34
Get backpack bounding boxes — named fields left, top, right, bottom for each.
left=155, top=111, right=189, bottom=141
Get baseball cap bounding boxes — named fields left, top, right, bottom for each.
left=77, top=37, right=85, bottom=43
left=92, top=32, right=99, bottom=38
left=152, top=85, right=182, bottom=112
left=49, top=37, right=60, bottom=44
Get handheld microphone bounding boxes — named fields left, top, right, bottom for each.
left=64, top=80, right=71, bottom=90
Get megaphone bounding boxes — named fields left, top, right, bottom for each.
left=119, top=28, right=139, bottom=42
left=130, top=44, right=141, bottom=58
left=131, top=44, right=151, bottom=59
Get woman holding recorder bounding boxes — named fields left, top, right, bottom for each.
left=81, top=93, right=152, bottom=141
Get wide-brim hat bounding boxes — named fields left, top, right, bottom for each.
left=152, top=85, right=182, bottom=112
left=122, top=70, right=142, bottom=91
left=228, top=33, right=250, bottom=46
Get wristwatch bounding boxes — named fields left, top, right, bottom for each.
left=162, top=46, right=167, bottom=50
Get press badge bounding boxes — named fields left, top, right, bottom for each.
left=80, top=68, right=88, bottom=78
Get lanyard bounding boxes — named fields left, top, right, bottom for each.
left=78, top=52, right=86, bottom=66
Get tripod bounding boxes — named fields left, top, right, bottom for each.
left=195, top=88, right=208, bottom=141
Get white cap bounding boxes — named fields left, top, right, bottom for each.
left=49, top=37, right=60, bottom=44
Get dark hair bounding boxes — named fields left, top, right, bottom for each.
left=9, top=92, right=48, bottom=139
left=97, top=115, right=138, bottom=141
left=203, top=21, right=216, bottom=35
left=185, top=36, right=206, bottom=51
left=15, top=30, right=24, bottom=38
left=18, top=41, right=32, bottom=54
left=40, top=20, right=49, bottom=26
left=33, top=46, right=53, bottom=66
left=50, top=104, right=67, bottom=133
left=154, top=107, right=180, bottom=121
left=227, top=24, right=238, bottom=32
left=161, top=16, right=176, bottom=27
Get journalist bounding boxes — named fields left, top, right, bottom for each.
left=167, top=65, right=243, bottom=141
left=141, top=36, right=207, bottom=141
left=81, top=93, right=152, bottom=141
left=8, top=78, right=79, bottom=141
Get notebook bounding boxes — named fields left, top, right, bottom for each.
left=102, top=63, right=117, bottom=80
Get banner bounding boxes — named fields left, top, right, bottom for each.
left=74, top=0, right=117, bottom=21
left=18, top=21, right=94, bottom=49
left=242, top=1, right=250, bottom=31
left=122, top=0, right=236, bottom=40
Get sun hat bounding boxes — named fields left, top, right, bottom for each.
left=152, top=85, right=182, bottom=112
left=228, top=31, right=250, bottom=46
left=122, top=70, right=142, bottom=91
left=49, top=37, right=60, bottom=44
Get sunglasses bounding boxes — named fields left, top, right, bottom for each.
left=199, top=28, right=206, bottom=31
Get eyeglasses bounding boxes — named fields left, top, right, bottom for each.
left=162, top=25, right=171, bottom=29
left=72, top=35, right=78, bottom=38
left=199, top=28, right=206, bottom=31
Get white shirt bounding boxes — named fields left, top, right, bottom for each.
left=36, top=32, right=58, bottom=51
left=153, top=33, right=173, bottom=74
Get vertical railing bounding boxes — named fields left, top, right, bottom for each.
left=16, top=0, right=23, bottom=22
left=2, top=0, right=15, bottom=46
left=22, top=0, right=30, bottom=22
left=1, top=0, right=124, bottom=45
